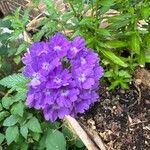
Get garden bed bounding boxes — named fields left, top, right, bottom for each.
left=79, top=67, right=150, bottom=150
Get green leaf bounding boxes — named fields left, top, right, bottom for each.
left=130, top=34, right=140, bottom=55
left=0, top=103, right=2, bottom=111
left=15, top=42, right=28, bottom=55
left=11, top=102, right=24, bottom=117
left=98, top=48, right=128, bottom=67
left=101, top=0, right=114, bottom=7
left=27, top=117, right=42, bottom=133
left=97, top=28, right=111, bottom=36
left=6, top=126, right=19, bottom=145
left=44, top=0, right=57, bottom=16
left=109, top=81, right=120, bottom=90
left=62, top=127, right=73, bottom=140
left=0, top=111, right=9, bottom=122
left=0, top=133, right=5, bottom=144
left=32, top=132, right=40, bottom=141
left=0, top=19, right=11, bottom=28
left=2, top=97, right=13, bottom=109
left=20, top=142, right=28, bottom=150
left=141, top=6, right=150, bottom=20
left=20, top=125, right=28, bottom=139
left=75, top=139, right=84, bottom=148
left=0, top=73, right=28, bottom=91
left=13, top=56, right=21, bottom=65
left=105, top=40, right=127, bottom=48
left=3, top=115, right=19, bottom=126
left=139, top=50, right=146, bottom=65
left=46, top=129, right=66, bottom=150
left=39, top=133, right=47, bottom=149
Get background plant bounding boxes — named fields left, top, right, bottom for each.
left=28, top=0, right=150, bottom=89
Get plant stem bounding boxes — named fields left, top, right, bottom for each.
left=91, top=0, right=94, bottom=17
left=94, top=0, right=99, bottom=49
left=69, top=2, right=80, bottom=21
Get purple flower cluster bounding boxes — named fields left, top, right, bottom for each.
left=23, top=33, right=103, bottom=122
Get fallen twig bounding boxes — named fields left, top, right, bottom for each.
left=64, top=115, right=99, bottom=150
left=82, top=124, right=107, bottom=150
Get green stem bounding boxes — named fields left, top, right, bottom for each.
left=69, top=2, right=80, bottom=21
left=91, top=0, right=94, bottom=17
left=94, top=0, right=99, bottom=49
left=4, top=88, right=14, bottom=97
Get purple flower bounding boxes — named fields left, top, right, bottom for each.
left=68, top=37, right=85, bottom=59
left=49, top=33, right=70, bottom=58
left=56, top=88, right=79, bottom=107
left=23, top=32, right=103, bottom=122
left=46, top=66, right=71, bottom=89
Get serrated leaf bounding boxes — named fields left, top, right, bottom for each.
left=0, top=133, right=5, bottom=144
left=2, top=97, right=13, bottom=109
left=0, top=73, right=28, bottom=91
left=130, top=34, right=140, bottom=55
left=20, top=125, right=28, bottom=139
left=3, top=115, right=19, bottom=126
left=0, top=111, right=9, bottom=122
left=46, top=129, right=66, bottom=150
left=11, top=102, right=24, bottom=117
left=5, top=126, right=19, bottom=145
left=15, top=42, right=28, bottom=55
left=0, top=19, right=11, bottom=28
left=98, top=48, right=128, bottom=67
left=27, top=117, right=42, bottom=133
left=106, top=40, right=127, bottom=48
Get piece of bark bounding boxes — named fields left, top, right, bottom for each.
left=135, top=68, right=150, bottom=89
left=64, top=115, right=99, bottom=150
left=82, top=125, right=107, bottom=150
left=23, top=31, right=32, bottom=44
left=26, top=16, right=46, bottom=31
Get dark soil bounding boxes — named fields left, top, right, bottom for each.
left=78, top=70, right=150, bottom=150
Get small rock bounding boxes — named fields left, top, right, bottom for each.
left=113, top=106, right=116, bottom=109
left=120, top=89, right=125, bottom=94
left=135, top=79, right=142, bottom=85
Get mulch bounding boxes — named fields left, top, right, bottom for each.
left=78, top=68, right=150, bottom=150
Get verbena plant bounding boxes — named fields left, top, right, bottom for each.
left=0, top=0, right=150, bottom=149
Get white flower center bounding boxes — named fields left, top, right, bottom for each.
left=71, top=47, right=78, bottom=53
left=42, top=62, right=51, bottom=71
left=54, top=77, right=62, bottom=84
left=33, top=72, right=40, bottom=79
left=78, top=73, right=86, bottom=82
left=54, top=46, right=61, bottom=51
left=44, top=89, right=51, bottom=95
left=61, top=90, right=69, bottom=97
left=81, top=57, right=86, bottom=65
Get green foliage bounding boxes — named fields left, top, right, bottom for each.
left=26, top=117, right=42, bottom=133
left=5, top=126, right=19, bottom=145
left=45, top=129, right=66, bottom=150
left=0, top=73, right=28, bottom=91
left=3, top=115, right=19, bottom=126
left=105, top=69, right=132, bottom=89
